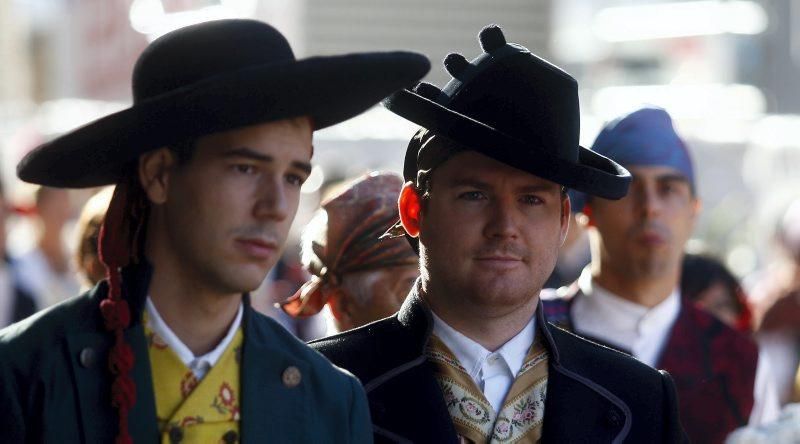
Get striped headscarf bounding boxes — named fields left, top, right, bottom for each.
left=281, top=172, right=418, bottom=317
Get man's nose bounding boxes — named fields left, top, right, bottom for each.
left=484, top=198, right=520, bottom=239
left=254, top=175, right=290, bottom=222
left=635, top=186, right=663, bottom=220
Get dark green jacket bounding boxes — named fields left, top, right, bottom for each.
left=0, top=263, right=372, bottom=443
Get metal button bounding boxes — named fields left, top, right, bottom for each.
left=222, top=430, right=238, bottom=444
left=79, top=348, right=96, bottom=368
left=169, top=426, right=183, bottom=443
left=282, top=366, right=302, bottom=388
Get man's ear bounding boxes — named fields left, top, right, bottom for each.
left=398, top=182, right=422, bottom=238
left=689, top=196, right=702, bottom=227
left=327, top=288, right=352, bottom=326
left=138, top=147, right=177, bottom=205
left=560, top=194, right=571, bottom=246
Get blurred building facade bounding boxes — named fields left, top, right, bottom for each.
left=301, top=0, right=552, bottom=86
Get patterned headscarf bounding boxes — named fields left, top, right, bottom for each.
left=570, top=107, right=695, bottom=212
left=281, top=172, right=418, bottom=317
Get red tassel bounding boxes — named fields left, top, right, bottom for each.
left=100, top=299, right=131, bottom=331
left=98, top=181, right=138, bottom=444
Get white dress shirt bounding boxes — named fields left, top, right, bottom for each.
left=145, top=297, right=243, bottom=380
left=431, top=311, right=536, bottom=413
left=570, top=267, right=680, bottom=367
left=570, top=267, right=781, bottom=424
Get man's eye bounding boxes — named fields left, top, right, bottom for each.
left=234, top=164, right=256, bottom=175
left=459, top=191, right=485, bottom=201
left=660, top=184, right=679, bottom=196
left=286, top=173, right=306, bottom=186
left=521, top=195, right=544, bottom=206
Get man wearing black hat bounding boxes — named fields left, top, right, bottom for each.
left=311, top=25, right=686, bottom=443
left=0, top=19, right=428, bottom=443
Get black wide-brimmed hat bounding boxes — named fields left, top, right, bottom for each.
left=17, top=19, right=430, bottom=188
left=383, top=24, right=630, bottom=199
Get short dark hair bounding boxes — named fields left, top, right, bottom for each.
left=169, top=139, right=197, bottom=165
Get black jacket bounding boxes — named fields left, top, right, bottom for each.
left=311, top=288, right=688, bottom=443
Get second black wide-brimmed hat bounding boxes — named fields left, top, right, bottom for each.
left=383, top=24, right=630, bottom=199
left=17, top=19, right=430, bottom=188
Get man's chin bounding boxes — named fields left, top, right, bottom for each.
left=465, top=280, right=539, bottom=306
left=220, top=266, right=272, bottom=294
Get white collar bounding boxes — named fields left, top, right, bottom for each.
left=572, top=267, right=681, bottom=366
left=145, top=296, right=243, bottom=379
left=430, top=310, right=535, bottom=382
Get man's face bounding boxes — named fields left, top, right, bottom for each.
left=587, top=165, right=698, bottom=280
left=343, top=264, right=419, bottom=330
left=418, top=151, right=569, bottom=315
left=151, top=117, right=312, bottom=295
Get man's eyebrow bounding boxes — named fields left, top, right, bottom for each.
left=222, top=147, right=312, bottom=175
left=449, top=178, right=492, bottom=189
left=450, top=177, right=557, bottom=191
left=656, top=174, right=690, bottom=184
left=517, top=183, right=561, bottom=194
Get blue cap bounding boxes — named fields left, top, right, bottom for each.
left=570, top=107, right=694, bottom=212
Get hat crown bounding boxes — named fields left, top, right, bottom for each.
left=433, top=25, right=579, bottom=162
left=132, top=19, right=295, bottom=103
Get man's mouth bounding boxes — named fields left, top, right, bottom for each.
left=473, top=254, right=524, bottom=269
left=637, top=230, right=668, bottom=246
left=235, top=237, right=279, bottom=260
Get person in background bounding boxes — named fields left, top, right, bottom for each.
left=13, top=186, right=80, bottom=308
left=0, top=179, right=36, bottom=328
left=73, top=187, right=114, bottom=290
left=248, top=253, right=328, bottom=341
left=681, top=253, right=753, bottom=332
left=751, top=198, right=800, bottom=406
left=282, top=172, right=419, bottom=335
left=543, top=107, right=779, bottom=443
left=543, top=201, right=591, bottom=289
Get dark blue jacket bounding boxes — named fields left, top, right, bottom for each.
left=0, top=262, right=372, bottom=443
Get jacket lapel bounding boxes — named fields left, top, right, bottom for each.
left=538, top=303, right=630, bottom=444
left=363, top=292, right=458, bottom=443
left=239, top=302, right=310, bottom=443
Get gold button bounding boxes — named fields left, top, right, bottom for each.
left=282, top=366, right=302, bottom=388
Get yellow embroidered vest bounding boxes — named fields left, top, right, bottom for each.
left=144, top=313, right=243, bottom=444
left=426, top=329, right=549, bottom=444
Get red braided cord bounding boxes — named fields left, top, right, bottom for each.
left=98, top=182, right=136, bottom=443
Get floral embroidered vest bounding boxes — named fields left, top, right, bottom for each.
left=144, top=313, right=243, bottom=444
left=426, top=329, right=549, bottom=443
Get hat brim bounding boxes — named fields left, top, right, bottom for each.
left=383, top=88, right=631, bottom=200
left=18, top=52, right=430, bottom=187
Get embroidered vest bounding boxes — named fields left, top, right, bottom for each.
left=426, top=330, right=548, bottom=443
left=144, top=313, right=243, bottom=444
